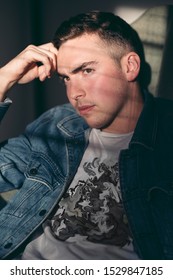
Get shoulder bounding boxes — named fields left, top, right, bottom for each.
left=25, top=103, right=88, bottom=136
left=154, top=96, right=173, bottom=121
left=145, top=91, right=173, bottom=117
left=155, top=96, right=173, bottom=111
left=153, top=96, right=173, bottom=137
left=40, top=103, right=77, bottom=120
left=27, top=103, right=76, bottom=126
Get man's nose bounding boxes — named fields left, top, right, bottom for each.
left=67, top=80, right=85, bottom=100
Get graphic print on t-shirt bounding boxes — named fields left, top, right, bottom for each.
left=50, top=157, right=132, bottom=247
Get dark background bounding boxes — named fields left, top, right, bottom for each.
left=0, top=0, right=173, bottom=141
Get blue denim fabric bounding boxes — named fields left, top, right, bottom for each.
left=0, top=103, right=90, bottom=259
left=0, top=92, right=173, bottom=259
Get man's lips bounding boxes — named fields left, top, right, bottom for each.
left=77, top=104, right=95, bottom=115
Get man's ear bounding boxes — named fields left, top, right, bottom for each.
left=121, top=52, right=140, bottom=82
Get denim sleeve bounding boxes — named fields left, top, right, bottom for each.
left=0, top=106, right=55, bottom=193
left=0, top=135, right=30, bottom=193
left=0, top=99, right=32, bottom=193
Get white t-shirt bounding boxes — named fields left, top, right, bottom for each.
left=22, top=129, right=139, bottom=260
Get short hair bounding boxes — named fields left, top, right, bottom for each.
left=52, top=11, right=151, bottom=88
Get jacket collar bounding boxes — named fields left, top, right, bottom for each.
left=130, top=91, right=158, bottom=150
left=57, top=92, right=158, bottom=149
left=57, top=106, right=89, bottom=137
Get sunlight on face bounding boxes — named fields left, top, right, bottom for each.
left=58, top=34, right=140, bottom=133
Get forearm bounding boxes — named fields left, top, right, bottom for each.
left=0, top=43, right=58, bottom=101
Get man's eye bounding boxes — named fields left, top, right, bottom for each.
left=63, top=76, right=70, bottom=82
left=59, top=76, right=70, bottom=83
left=83, top=68, right=94, bottom=74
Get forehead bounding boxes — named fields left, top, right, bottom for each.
left=57, top=34, right=111, bottom=70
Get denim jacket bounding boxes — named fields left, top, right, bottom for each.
left=0, top=92, right=173, bottom=260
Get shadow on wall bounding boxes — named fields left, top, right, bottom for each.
left=115, top=5, right=173, bottom=98
left=131, top=5, right=173, bottom=99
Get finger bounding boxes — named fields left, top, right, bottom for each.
left=37, top=43, right=58, bottom=71
left=26, top=45, right=55, bottom=72
left=7, top=44, right=57, bottom=85
left=38, top=64, right=51, bottom=81
left=18, top=64, right=38, bottom=84
left=38, top=42, right=58, bottom=55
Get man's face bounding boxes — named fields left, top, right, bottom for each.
left=57, top=33, right=131, bottom=133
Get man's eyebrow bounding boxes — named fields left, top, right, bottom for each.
left=70, top=61, right=98, bottom=74
left=58, top=61, right=98, bottom=77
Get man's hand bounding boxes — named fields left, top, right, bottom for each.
left=17, top=43, right=58, bottom=84
left=0, top=43, right=58, bottom=100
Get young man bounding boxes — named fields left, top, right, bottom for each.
left=0, top=11, right=172, bottom=260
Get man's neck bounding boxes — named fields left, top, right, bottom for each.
left=102, top=86, right=144, bottom=134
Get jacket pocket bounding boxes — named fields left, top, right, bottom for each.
left=148, top=183, right=173, bottom=219
left=2, top=153, right=64, bottom=218
left=25, top=152, right=63, bottom=190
